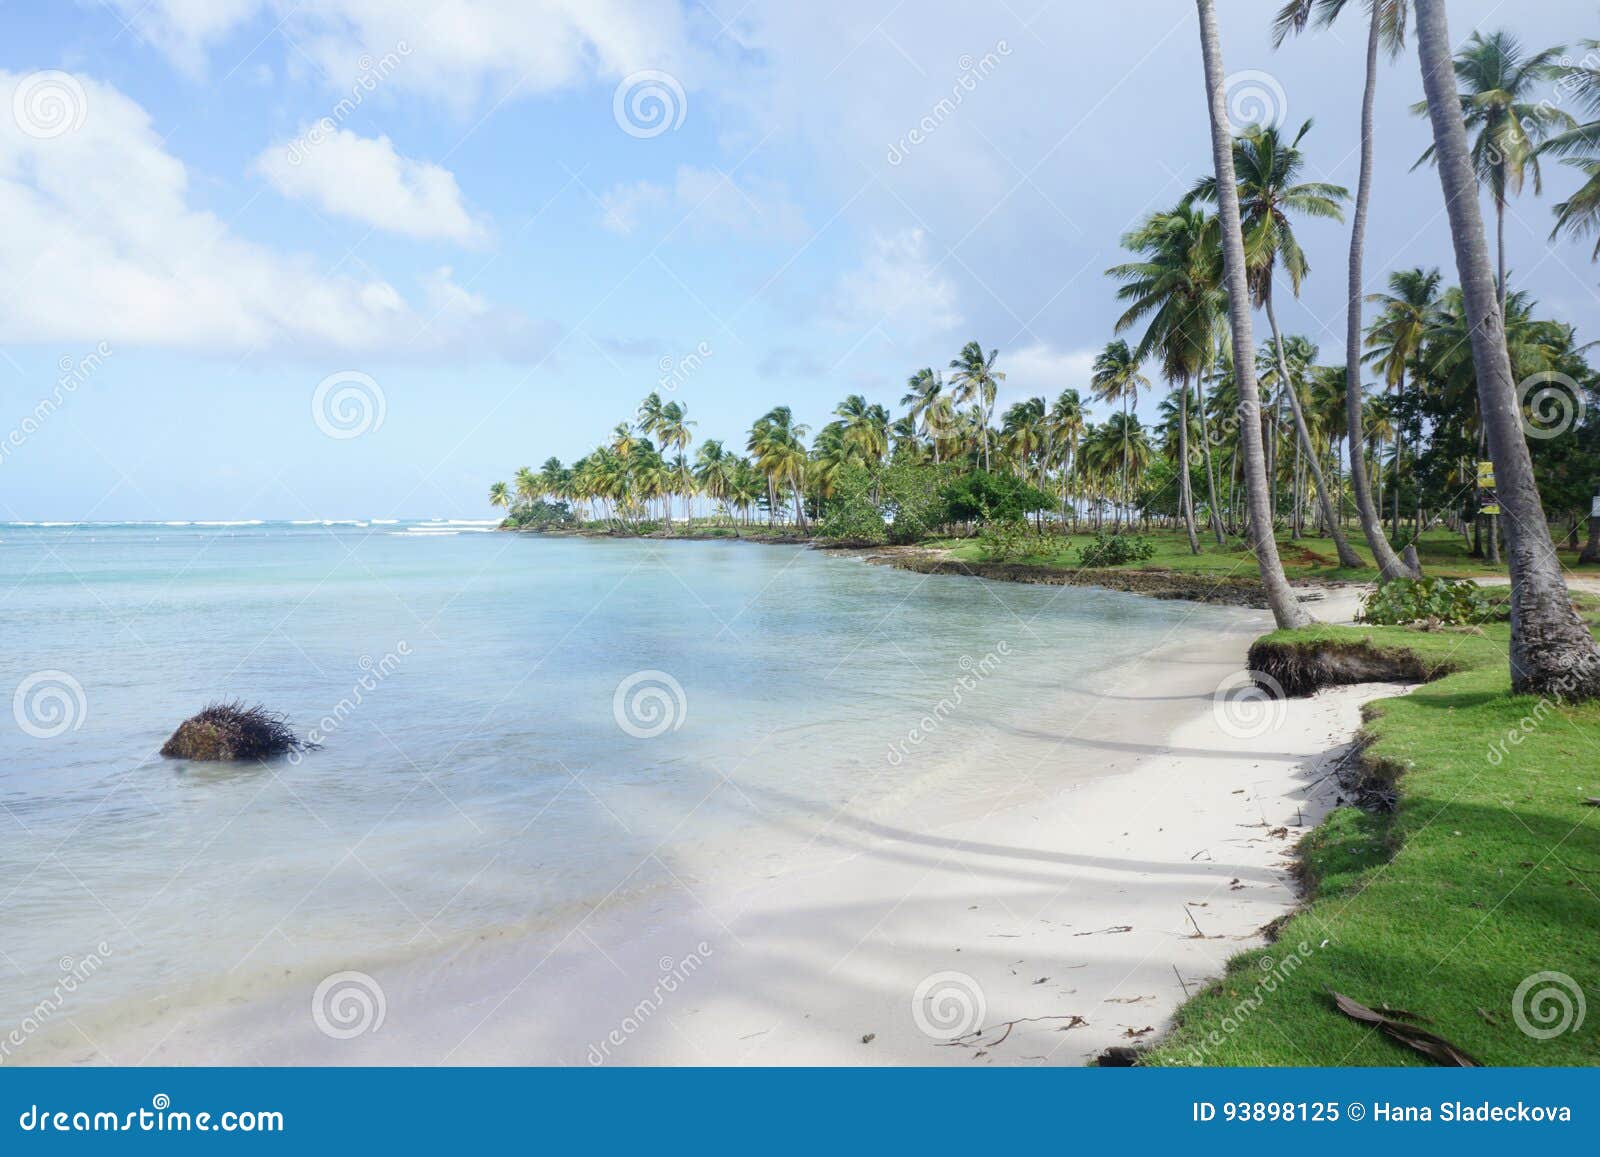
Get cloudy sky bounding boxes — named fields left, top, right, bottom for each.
left=3, top=0, right=1597, bottom=519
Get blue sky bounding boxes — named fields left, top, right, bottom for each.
left=2, top=0, right=1597, bottom=520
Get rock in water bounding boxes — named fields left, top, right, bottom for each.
left=160, top=701, right=310, bottom=761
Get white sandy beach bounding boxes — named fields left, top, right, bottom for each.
left=29, top=580, right=1410, bottom=1067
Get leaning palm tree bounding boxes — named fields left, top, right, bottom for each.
left=1089, top=339, right=1151, bottom=530
left=488, top=480, right=510, bottom=516
left=948, top=342, right=1005, bottom=471
left=1413, top=29, right=1570, bottom=312
left=1194, top=0, right=1311, bottom=629
left=1273, top=0, right=1416, bottom=578
left=1412, top=0, right=1600, bottom=698
left=1190, top=119, right=1364, bottom=568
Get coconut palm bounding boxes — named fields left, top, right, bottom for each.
left=488, top=480, right=510, bottom=515
left=1543, top=39, right=1600, bottom=259
left=1048, top=389, right=1086, bottom=529
left=748, top=406, right=811, bottom=529
left=1411, top=0, right=1600, bottom=697
left=513, top=466, right=539, bottom=508
left=948, top=342, right=1005, bottom=470
left=1413, top=29, right=1571, bottom=311
left=1107, top=202, right=1228, bottom=548
left=901, top=369, right=947, bottom=463
left=1364, top=266, right=1442, bottom=542
left=1274, top=0, right=1416, bottom=577
left=834, top=394, right=891, bottom=465
left=1194, top=0, right=1311, bottom=628
left=657, top=400, right=695, bottom=527
left=1089, top=339, right=1151, bottom=529
left=1190, top=119, right=1363, bottom=567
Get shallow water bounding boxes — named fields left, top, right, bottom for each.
left=0, top=522, right=1255, bottom=1046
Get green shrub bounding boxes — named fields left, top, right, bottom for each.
left=979, top=519, right=1034, bottom=562
left=1357, top=577, right=1493, bottom=625
left=1077, top=532, right=1156, bottom=568
left=505, top=499, right=576, bottom=530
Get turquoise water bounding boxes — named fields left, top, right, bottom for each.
left=0, top=522, right=1251, bottom=1042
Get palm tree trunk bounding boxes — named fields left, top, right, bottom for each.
left=1194, top=357, right=1225, bottom=545
left=1264, top=292, right=1365, bottom=568
left=1196, top=0, right=1310, bottom=630
left=1414, top=0, right=1600, bottom=697
left=1341, top=3, right=1418, bottom=579
left=1179, top=385, right=1200, bottom=554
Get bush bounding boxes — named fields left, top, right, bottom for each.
left=979, top=519, right=1034, bottom=562
left=505, top=499, right=576, bottom=530
left=818, top=468, right=889, bottom=544
left=938, top=470, right=1053, bottom=526
left=1077, top=532, right=1156, bottom=568
left=1357, top=577, right=1493, bottom=626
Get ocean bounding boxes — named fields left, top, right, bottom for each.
left=0, top=521, right=1254, bottom=1055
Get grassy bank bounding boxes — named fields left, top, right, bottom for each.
left=1145, top=609, right=1600, bottom=1067
left=936, top=527, right=1597, bottom=582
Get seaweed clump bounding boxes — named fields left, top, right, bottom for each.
left=160, top=700, right=312, bottom=761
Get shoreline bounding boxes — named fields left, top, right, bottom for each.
left=24, top=598, right=1403, bottom=1066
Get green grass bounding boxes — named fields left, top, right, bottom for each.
left=933, top=527, right=1597, bottom=582
left=1144, top=611, right=1600, bottom=1067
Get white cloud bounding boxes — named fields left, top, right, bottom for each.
left=598, top=165, right=806, bottom=242
left=0, top=71, right=545, bottom=358
left=109, top=1, right=695, bottom=101
left=1001, top=343, right=1098, bottom=398
left=833, top=228, right=961, bottom=336
left=255, top=128, right=488, bottom=244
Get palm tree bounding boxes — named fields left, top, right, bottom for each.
left=657, top=400, right=695, bottom=527
left=1048, top=389, right=1086, bottom=530
left=748, top=406, right=810, bottom=529
left=1274, top=0, right=1416, bottom=579
left=513, top=465, right=539, bottom=509
left=1089, top=339, right=1150, bottom=529
left=834, top=394, right=891, bottom=465
left=1108, top=202, right=1228, bottom=548
left=1412, top=0, right=1600, bottom=698
left=948, top=342, right=1005, bottom=471
left=488, top=480, right=510, bottom=516
left=1543, top=39, right=1600, bottom=258
left=1195, top=0, right=1311, bottom=629
left=901, top=369, right=946, bottom=463
left=1190, top=119, right=1364, bottom=568
left=1364, top=266, right=1442, bottom=543
left=1413, top=29, right=1570, bottom=312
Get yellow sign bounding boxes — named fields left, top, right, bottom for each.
left=1476, top=461, right=1495, bottom=488
left=1480, top=504, right=1501, bottom=516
